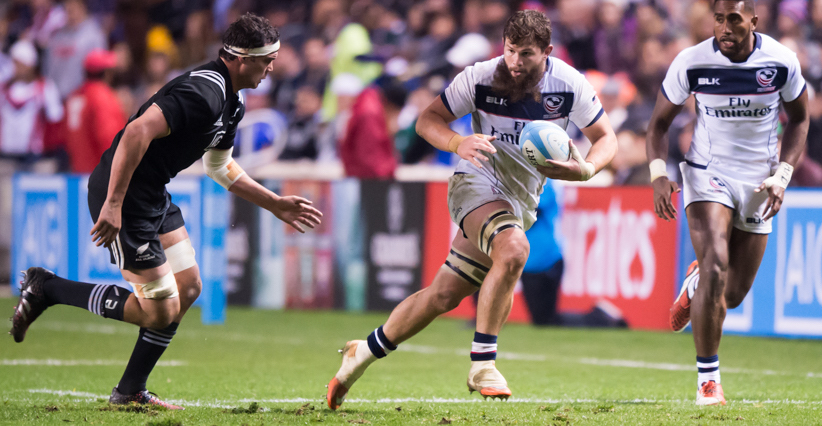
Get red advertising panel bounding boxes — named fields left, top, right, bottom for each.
left=557, top=186, right=678, bottom=330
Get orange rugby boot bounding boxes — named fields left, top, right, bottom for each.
left=696, top=380, right=726, bottom=406
left=671, top=261, right=698, bottom=332
left=467, top=360, right=512, bottom=400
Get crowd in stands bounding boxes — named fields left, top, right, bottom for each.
left=1, top=0, right=822, bottom=185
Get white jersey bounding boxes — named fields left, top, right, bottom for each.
left=662, top=33, right=806, bottom=179
left=442, top=56, right=603, bottom=218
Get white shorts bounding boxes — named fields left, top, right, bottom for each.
left=447, top=172, right=535, bottom=232
left=680, top=162, right=772, bottom=234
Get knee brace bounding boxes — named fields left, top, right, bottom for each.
left=441, top=247, right=490, bottom=287
left=477, top=210, right=522, bottom=256
left=165, top=238, right=197, bottom=274
left=128, top=271, right=178, bottom=299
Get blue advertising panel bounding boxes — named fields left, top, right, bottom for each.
left=12, top=175, right=70, bottom=291
left=678, top=189, right=822, bottom=338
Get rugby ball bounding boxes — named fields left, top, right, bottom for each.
left=519, top=120, right=570, bottom=167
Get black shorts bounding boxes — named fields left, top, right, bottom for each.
left=88, top=192, right=185, bottom=271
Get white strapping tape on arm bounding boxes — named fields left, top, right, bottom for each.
left=762, top=161, right=794, bottom=189
left=649, top=158, right=668, bottom=182
left=203, top=147, right=245, bottom=189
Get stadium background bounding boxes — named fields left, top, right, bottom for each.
left=2, top=1, right=822, bottom=336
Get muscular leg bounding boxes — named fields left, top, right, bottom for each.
left=383, top=231, right=486, bottom=344
left=461, top=201, right=529, bottom=336
left=724, top=230, right=768, bottom=309
left=328, top=228, right=488, bottom=409
left=116, top=226, right=200, bottom=398
left=687, top=202, right=734, bottom=358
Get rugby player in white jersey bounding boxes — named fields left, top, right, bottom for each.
left=326, top=10, right=617, bottom=409
left=647, top=0, right=809, bottom=406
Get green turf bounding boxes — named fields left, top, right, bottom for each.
left=1, top=298, right=821, bottom=425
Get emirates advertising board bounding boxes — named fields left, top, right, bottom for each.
left=557, top=186, right=678, bottom=329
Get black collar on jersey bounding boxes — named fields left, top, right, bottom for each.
left=713, top=32, right=762, bottom=62
left=212, top=58, right=235, bottom=96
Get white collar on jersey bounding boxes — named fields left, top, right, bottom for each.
left=223, top=41, right=280, bottom=57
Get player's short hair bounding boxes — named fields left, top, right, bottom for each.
left=713, top=0, right=756, bottom=15
left=502, top=10, right=552, bottom=50
left=219, top=13, right=280, bottom=61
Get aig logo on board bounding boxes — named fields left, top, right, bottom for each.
left=774, top=195, right=822, bottom=336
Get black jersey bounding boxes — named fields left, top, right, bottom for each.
left=88, top=59, right=245, bottom=216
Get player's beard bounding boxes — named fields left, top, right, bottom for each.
left=491, top=58, right=544, bottom=104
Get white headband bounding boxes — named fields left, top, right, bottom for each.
left=223, top=41, right=280, bottom=57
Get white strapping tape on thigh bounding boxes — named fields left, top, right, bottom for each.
left=128, top=271, right=178, bottom=299
left=165, top=238, right=197, bottom=274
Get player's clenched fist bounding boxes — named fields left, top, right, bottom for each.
left=448, top=133, right=497, bottom=168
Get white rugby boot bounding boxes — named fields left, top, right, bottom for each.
left=467, top=360, right=512, bottom=399
left=326, top=340, right=376, bottom=409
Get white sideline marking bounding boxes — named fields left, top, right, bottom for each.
left=4, top=359, right=186, bottom=366
left=398, top=344, right=822, bottom=378
left=24, top=390, right=822, bottom=406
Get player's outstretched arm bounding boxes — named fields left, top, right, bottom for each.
left=646, top=90, right=685, bottom=222
left=415, top=97, right=497, bottom=168
left=755, top=89, right=810, bottom=219
left=539, top=112, right=618, bottom=181
left=91, top=105, right=170, bottom=247
left=227, top=174, right=323, bottom=233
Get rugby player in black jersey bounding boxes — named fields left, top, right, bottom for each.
left=10, top=14, right=322, bottom=409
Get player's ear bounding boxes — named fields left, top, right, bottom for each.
left=544, top=45, right=553, bottom=57
left=750, top=15, right=757, bottom=31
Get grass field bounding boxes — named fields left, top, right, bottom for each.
left=1, top=298, right=821, bottom=425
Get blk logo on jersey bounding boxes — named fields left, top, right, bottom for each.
left=756, top=68, right=777, bottom=87
left=543, top=95, right=564, bottom=113
left=698, top=77, right=720, bottom=85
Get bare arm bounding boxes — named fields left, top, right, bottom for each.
left=646, top=90, right=685, bottom=221
left=755, top=89, right=810, bottom=219
left=415, top=97, right=497, bottom=168
left=578, top=113, right=618, bottom=174
left=646, top=90, right=685, bottom=164
left=778, top=89, right=810, bottom=168
left=228, top=173, right=323, bottom=233
left=90, top=105, right=170, bottom=246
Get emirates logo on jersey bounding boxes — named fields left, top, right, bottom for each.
left=756, top=68, right=777, bottom=87
left=543, top=95, right=564, bottom=113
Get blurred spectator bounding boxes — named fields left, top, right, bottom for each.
left=43, top=0, right=106, bottom=99
left=135, top=26, right=180, bottom=105
left=610, top=125, right=650, bottom=186
left=339, top=75, right=406, bottom=179
left=0, top=40, right=63, bottom=166
left=593, top=0, right=631, bottom=74
left=63, top=49, right=126, bottom=173
left=321, top=5, right=383, bottom=122
left=27, top=0, right=67, bottom=50
left=295, top=37, right=330, bottom=96
left=268, top=42, right=302, bottom=113
left=280, top=85, right=324, bottom=160
left=445, top=33, right=492, bottom=70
